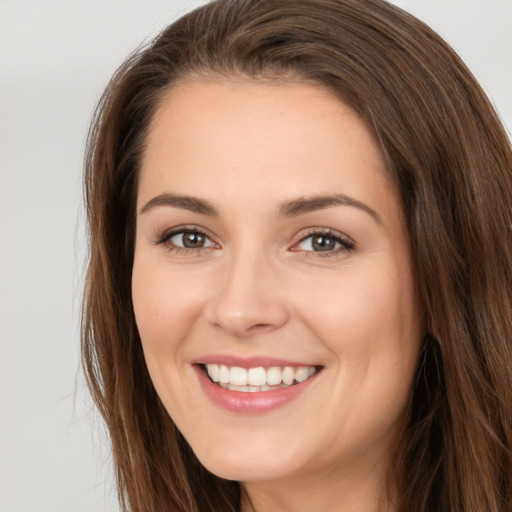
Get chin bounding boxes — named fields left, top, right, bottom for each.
left=190, top=438, right=300, bottom=482
left=200, top=458, right=290, bottom=483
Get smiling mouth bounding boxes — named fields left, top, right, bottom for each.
left=201, top=363, right=321, bottom=392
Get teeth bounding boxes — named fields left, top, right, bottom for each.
left=248, top=367, right=266, bottom=386
left=267, top=367, right=282, bottom=386
left=208, top=363, right=220, bottom=382
left=295, top=367, right=309, bottom=382
left=219, top=364, right=230, bottom=384
left=282, top=366, right=295, bottom=385
left=205, top=364, right=318, bottom=391
left=229, top=366, right=247, bottom=386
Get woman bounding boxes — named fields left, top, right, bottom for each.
left=82, top=0, right=512, bottom=511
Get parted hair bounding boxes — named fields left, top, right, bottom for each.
left=82, top=1, right=512, bottom=511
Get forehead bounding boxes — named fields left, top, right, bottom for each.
left=138, top=78, right=395, bottom=218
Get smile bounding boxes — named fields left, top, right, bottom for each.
left=193, top=357, right=323, bottom=414
left=204, top=364, right=318, bottom=392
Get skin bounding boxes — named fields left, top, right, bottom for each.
left=132, top=78, right=423, bottom=512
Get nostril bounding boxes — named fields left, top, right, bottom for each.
left=247, top=323, right=273, bottom=332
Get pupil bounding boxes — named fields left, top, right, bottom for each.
left=312, top=235, right=335, bottom=251
left=183, top=232, right=204, bottom=248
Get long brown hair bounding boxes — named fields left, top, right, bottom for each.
left=82, top=1, right=512, bottom=511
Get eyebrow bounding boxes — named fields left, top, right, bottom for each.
left=139, top=192, right=380, bottom=223
left=140, top=193, right=217, bottom=216
left=277, top=194, right=381, bottom=223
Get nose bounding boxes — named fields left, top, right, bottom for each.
left=204, top=249, right=290, bottom=338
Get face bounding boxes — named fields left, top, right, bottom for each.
left=132, top=79, right=422, bottom=488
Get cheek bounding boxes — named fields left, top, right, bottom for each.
left=131, top=258, right=206, bottom=360
left=303, top=267, right=416, bottom=340
left=298, top=264, right=421, bottom=443
left=297, top=261, right=421, bottom=394
left=131, top=257, right=212, bottom=425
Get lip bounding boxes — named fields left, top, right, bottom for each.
left=192, top=357, right=321, bottom=414
left=191, top=354, right=318, bottom=369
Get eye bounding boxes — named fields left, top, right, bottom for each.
left=155, top=227, right=216, bottom=252
left=170, top=230, right=213, bottom=249
left=294, top=229, right=355, bottom=254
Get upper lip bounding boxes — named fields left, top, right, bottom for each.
left=191, top=355, right=321, bottom=369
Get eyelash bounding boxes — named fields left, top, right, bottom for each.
left=155, top=225, right=215, bottom=255
left=295, top=228, right=355, bottom=257
left=155, top=225, right=355, bottom=257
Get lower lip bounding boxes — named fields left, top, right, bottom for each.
left=194, top=366, right=319, bottom=414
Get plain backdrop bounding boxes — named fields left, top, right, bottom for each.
left=0, top=1, right=510, bottom=511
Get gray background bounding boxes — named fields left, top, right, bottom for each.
left=1, top=1, right=510, bottom=511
